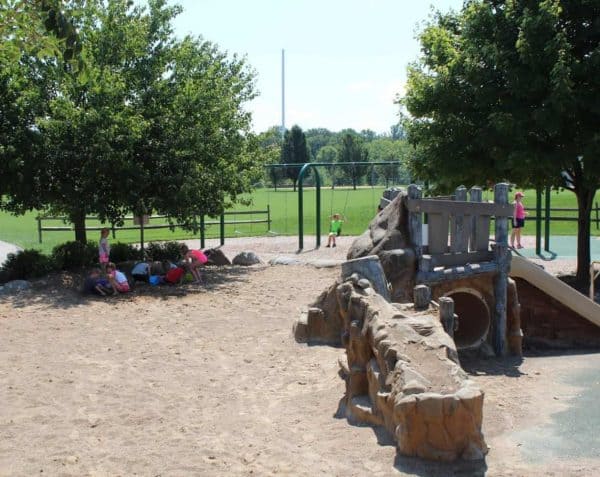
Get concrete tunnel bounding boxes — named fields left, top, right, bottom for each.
left=445, top=288, right=491, bottom=350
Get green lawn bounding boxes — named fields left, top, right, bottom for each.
left=1, top=186, right=598, bottom=254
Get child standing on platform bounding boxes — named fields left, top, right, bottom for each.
left=510, top=191, right=527, bottom=249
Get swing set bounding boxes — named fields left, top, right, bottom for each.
left=265, top=161, right=403, bottom=250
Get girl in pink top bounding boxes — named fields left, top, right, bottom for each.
left=181, top=245, right=207, bottom=284
left=510, top=191, right=527, bottom=249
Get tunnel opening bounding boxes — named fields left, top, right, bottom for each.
left=446, top=290, right=491, bottom=349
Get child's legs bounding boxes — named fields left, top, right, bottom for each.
left=191, top=263, right=202, bottom=281
left=515, top=228, right=522, bottom=246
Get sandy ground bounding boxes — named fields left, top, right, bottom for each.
left=1, top=236, right=599, bottom=476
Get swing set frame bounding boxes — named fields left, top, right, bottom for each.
left=266, top=161, right=403, bottom=251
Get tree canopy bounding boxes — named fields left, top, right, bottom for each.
left=281, top=124, right=310, bottom=191
left=1, top=0, right=260, bottom=242
left=403, top=0, right=600, bottom=282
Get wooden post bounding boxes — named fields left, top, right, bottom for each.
left=407, top=184, right=423, bottom=260
left=493, top=183, right=510, bottom=356
left=413, top=284, right=431, bottom=310
left=450, top=186, right=468, bottom=252
left=469, top=187, right=482, bottom=252
left=439, top=296, right=455, bottom=338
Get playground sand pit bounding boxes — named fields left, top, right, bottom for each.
left=1, top=236, right=599, bottom=476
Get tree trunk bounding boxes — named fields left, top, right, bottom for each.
left=71, top=209, right=87, bottom=243
left=575, top=187, right=595, bottom=285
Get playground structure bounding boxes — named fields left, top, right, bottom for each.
left=294, top=183, right=600, bottom=462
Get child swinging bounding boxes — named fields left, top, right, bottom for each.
left=326, top=213, right=346, bottom=248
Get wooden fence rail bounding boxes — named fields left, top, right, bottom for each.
left=37, top=208, right=271, bottom=251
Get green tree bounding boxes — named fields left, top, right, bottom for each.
left=338, top=133, right=369, bottom=190
left=3, top=0, right=259, bottom=242
left=316, top=145, right=340, bottom=188
left=258, top=127, right=284, bottom=189
left=281, top=124, right=310, bottom=191
left=367, top=137, right=411, bottom=186
left=403, top=0, right=600, bottom=283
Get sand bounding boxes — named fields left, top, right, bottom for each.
left=1, top=236, right=599, bottom=476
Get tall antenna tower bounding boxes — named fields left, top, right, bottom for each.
left=281, top=49, right=285, bottom=137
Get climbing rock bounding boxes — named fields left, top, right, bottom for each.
left=204, top=248, right=231, bottom=266
left=232, top=251, right=261, bottom=266
left=1, top=280, right=31, bottom=294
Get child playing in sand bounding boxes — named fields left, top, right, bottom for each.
left=510, top=191, right=527, bottom=249
left=180, top=245, right=208, bottom=283
left=106, top=262, right=130, bottom=294
left=99, top=228, right=110, bottom=272
left=83, top=268, right=112, bottom=296
left=326, top=213, right=346, bottom=248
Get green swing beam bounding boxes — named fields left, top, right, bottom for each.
left=294, top=161, right=403, bottom=251
left=265, top=161, right=402, bottom=251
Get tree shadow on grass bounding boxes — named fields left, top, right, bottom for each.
left=1, top=265, right=268, bottom=311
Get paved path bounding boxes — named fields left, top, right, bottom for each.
left=0, top=240, right=21, bottom=266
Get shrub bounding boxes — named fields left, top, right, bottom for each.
left=144, top=241, right=183, bottom=262
left=52, top=241, right=97, bottom=270
left=1, top=249, right=56, bottom=281
left=110, top=242, right=142, bottom=263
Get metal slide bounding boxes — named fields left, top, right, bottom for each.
left=510, top=255, right=600, bottom=327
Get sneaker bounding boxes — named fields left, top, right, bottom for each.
left=517, top=245, right=524, bottom=249
left=332, top=244, right=336, bottom=247
left=325, top=245, right=330, bottom=248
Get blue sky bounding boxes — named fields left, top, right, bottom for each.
left=168, top=0, right=464, bottom=134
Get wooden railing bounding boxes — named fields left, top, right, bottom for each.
left=36, top=208, right=271, bottom=249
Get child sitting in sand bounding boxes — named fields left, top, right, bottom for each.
left=83, top=268, right=112, bottom=296
left=106, top=262, right=130, bottom=294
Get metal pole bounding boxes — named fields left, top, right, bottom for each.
left=281, top=49, right=285, bottom=137
left=220, top=213, right=225, bottom=246
left=37, top=216, right=42, bottom=243
left=200, top=215, right=205, bottom=249
left=140, top=217, right=145, bottom=257
left=544, top=186, right=551, bottom=252
left=536, top=187, right=542, bottom=255
left=315, top=168, right=321, bottom=248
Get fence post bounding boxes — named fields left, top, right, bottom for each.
left=267, top=205, right=271, bottom=233
left=37, top=216, right=43, bottom=243
left=220, top=213, right=225, bottom=246
left=111, top=223, right=116, bottom=239
left=139, top=218, right=145, bottom=257
left=200, top=215, right=205, bottom=249
left=535, top=187, right=542, bottom=255
left=544, top=186, right=551, bottom=252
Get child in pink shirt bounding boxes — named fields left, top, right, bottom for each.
left=510, top=191, right=527, bottom=249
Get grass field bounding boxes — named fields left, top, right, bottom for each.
left=1, top=186, right=599, bottom=254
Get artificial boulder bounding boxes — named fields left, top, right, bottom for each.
left=232, top=251, right=261, bottom=266
left=298, top=273, right=488, bottom=461
left=347, top=192, right=416, bottom=302
left=204, top=248, right=231, bottom=266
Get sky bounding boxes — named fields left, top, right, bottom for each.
left=167, top=0, right=464, bottom=134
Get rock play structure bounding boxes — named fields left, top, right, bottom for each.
left=294, top=183, right=600, bottom=462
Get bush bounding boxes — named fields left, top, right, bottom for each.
left=110, top=242, right=143, bottom=263
left=1, top=249, right=56, bottom=281
left=144, top=241, right=183, bottom=262
left=52, top=241, right=97, bottom=270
